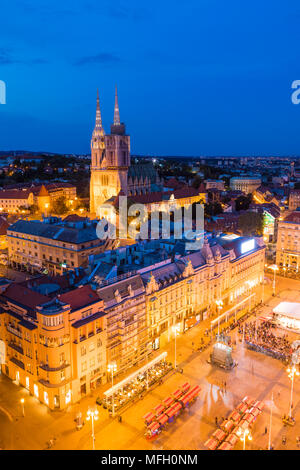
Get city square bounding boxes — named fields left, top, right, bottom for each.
left=1, top=0, right=300, bottom=456
left=0, top=275, right=299, bottom=451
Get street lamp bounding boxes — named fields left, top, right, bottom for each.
left=269, top=264, right=278, bottom=296
left=215, top=299, right=223, bottom=335
left=86, top=407, right=99, bottom=450
left=20, top=398, right=25, bottom=417
left=107, top=362, right=117, bottom=417
left=237, top=427, right=252, bottom=450
left=287, top=365, right=300, bottom=421
left=172, top=324, right=180, bottom=369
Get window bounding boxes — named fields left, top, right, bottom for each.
left=90, top=357, right=95, bottom=368
left=81, top=346, right=86, bottom=356
left=44, top=391, right=49, bottom=405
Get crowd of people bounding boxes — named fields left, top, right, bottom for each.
left=241, top=320, right=292, bottom=361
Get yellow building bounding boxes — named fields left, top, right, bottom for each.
left=140, top=235, right=265, bottom=349
left=276, top=212, right=300, bottom=271
left=0, top=284, right=106, bottom=410
left=0, top=234, right=265, bottom=410
left=7, top=218, right=106, bottom=275
left=0, top=183, right=76, bottom=214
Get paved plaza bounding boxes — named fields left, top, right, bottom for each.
left=1, top=275, right=300, bottom=450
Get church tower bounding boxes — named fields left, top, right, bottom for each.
left=90, top=88, right=130, bottom=215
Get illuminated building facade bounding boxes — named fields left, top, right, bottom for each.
left=141, top=235, right=265, bottom=349
left=230, top=176, right=261, bottom=194
left=0, top=284, right=107, bottom=409
left=7, top=218, right=105, bottom=275
left=0, top=234, right=265, bottom=409
left=89, top=88, right=163, bottom=216
left=276, top=212, right=300, bottom=271
left=0, top=183, right=76, bottom=214
left=289, top=189, right=300, bottom=211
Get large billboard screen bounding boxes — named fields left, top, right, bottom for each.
left=241, top=239, right=255, bottom=254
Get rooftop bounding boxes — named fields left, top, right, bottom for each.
left=8, top=219, right=103, bottom=244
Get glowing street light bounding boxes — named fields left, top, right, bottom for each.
left=268, top=264, right=278, bottom=296
left=172, top=324, right=180, bottom=369
left=107, top=362, right=117, bottom=417
left=20, top=398, right=25, bottom=417
left=237, top=427, right=252, bottom=450
left=86, top=407, right=99, bottom=450
left=215, top=299, right=223, bottom=335
left=287, top=365, right=300, bottom=420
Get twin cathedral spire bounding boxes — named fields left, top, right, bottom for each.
left=90, top=86, right=131, bottom=213
left=93, top=86, right=123, bottom=138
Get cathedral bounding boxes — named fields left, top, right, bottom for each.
left=90, top=88, right=162, bottom=215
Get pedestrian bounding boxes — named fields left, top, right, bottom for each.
left=215, top=416, right=218, bottom=426
left=224, top=381, right=227, bottom=390
left=282, top=435, right=286, bottom=445
left=296, top=436, right=300, bottom=447
left=264, top=426, right=267, bottom=435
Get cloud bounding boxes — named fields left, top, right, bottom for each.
left=0, top=48, right=47, bottom=65
left=74, top=52, right=121, bottom=66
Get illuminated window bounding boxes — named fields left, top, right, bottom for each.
left=34, top=384, right=39, bottom=398
left=44, top=391, right=49, bottom=405
left=65, top=390, right=71, bottom=404
left=25, top=377, right=30, bottom=389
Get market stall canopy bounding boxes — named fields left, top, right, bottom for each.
left=242, top=396, right=255, bottom=407
left=204, top=438, right=219, bottom=450
left=163, top=396, right=174, bottom=407
left=220, top=419, right=234, bottom=433
left=226, top=433, right=238, bottom=446
left=212, top=429, right=226, bottom=442
left=236, top=402, right=249, bottom=414
left=143, top=412, right=155, bottom=423
left=253, top=400, right=265, bottom=411
left=273, top=302, right=300, bottom=320
left=158, top=413, right=168, bottom=425
left=181, top=382, right=190, bottom=393
left=218, top=441, right=233, bottom=450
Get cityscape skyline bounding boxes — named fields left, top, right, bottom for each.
left=1, top=1, right=300, bottom=454
left=1, top=0, right=300, bottom=156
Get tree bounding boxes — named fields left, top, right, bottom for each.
left=52, top=196, right=68, bottom=215
left=204, top=202, right=223, bottom=217
left=235, top=194, right=252, bottom=211
left=192, top=175, right=202, bottom=189
left=238, top=212, right=264, bottom=236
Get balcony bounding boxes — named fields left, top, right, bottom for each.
left=9, top=356, right=24, bottom=370
left=8, top=342, right=23, bottom=355
left=7, top=324, right=22, bottom=339
left=39, top=362, right=70, bottom=372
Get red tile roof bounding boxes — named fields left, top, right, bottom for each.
left=164, top=178, right=185, bottom=189
left=0, top=216, right=9, bottom=236
left=63, top=214, right=86, bottom=222
left=283, top=212, right=300, bottom=223
left=0, top=189, right=31, bottom=199
left=1, top=284, right=49, bottom=311
left=128, top=186, right=204, bottom=205
left=58, top=285, right=101, bottom=311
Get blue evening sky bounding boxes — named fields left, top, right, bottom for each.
left=0, top=0, right=300, bottom=156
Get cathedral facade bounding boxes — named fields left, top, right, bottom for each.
left=90, top=88, right=162, bottom=215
